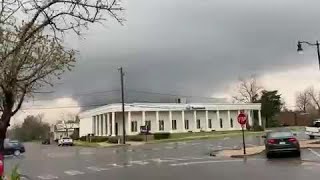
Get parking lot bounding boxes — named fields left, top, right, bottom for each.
left=4, top=132, right=320, bottom=180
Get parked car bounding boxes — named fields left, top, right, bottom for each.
left=58, top=137, right=73, bottom=146
left=4, top=140, right=25, bottom=156
left=305, top=120, right=320, bottom=139
left=264, top=130, right=300, bottom=158
left=42, top=139, right=50, bottom=145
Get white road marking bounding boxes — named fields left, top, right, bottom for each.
left=308, top=148, right=320, bottom=158
left=37, top=175, right=59, bottom=179
left=165, top=146, right=174, bottom=149
left=223, top=137, right=230, bottom=140
left=64, top=170, right=85, bottom=176
left=152, top=148, right=160, bottom=151
left=87, top=166, right=110, bottom=171
left=169, top=159, right=246, bottom=166
left=129, top=160, right=149, bottom=165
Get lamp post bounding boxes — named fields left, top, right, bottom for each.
left=297, top=41, right=320, bottom=69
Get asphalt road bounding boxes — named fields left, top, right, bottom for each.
left=4, top=131, right=320, bottom=180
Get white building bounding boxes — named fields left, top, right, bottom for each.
left=51, top=121, right=80, bottom=140
left=79, top=103, right=262, bottom=137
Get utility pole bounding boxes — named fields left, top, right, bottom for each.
left=119, top=67, right=126, bottom=144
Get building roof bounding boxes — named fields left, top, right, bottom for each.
left=79, top=102, right=261, bottom=118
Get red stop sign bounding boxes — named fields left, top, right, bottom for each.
left=237, top=113, right=247, bottom=125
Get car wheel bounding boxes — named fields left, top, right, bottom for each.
left=266, top=152, right=273, bottom=159
left=295, top=150, right=301, bottom=157
left=309, top=135, right=315, bottom=139
left=14, top=150, right=20, bottom=156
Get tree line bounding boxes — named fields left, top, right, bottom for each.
left=8, top=115, right=50, bottom=142
left=233, top=76, right=283, bottom=128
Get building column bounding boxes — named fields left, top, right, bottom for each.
left=92, top=116, right=96, bottom=135
left=216, top=110, right=220, bottom=129
left=181, top=111, right=185, bottom=132
left=248, top=110, right=252, bottom=126
left=156, top=111, right=159, bottom=132
left=193, top=110, right=197, bottom=131
left=142, top=111, right=146, bottom=126
left=101, top=114, right=105, bottom=136
left=96, top=115, right=100, bottom=136
left=169, top=111, right=172, bottom=132
left=105, top=114, right=109, bottom=136
left=106, top=113, right=110, bottom=136
left=127, top=111, right=131, bottom=135
left=227, top=110, right=231, bottom=129
left=205, top=110, right=209, bottom=131
left=111, top=112, right=116, bottom=136
left=258, top=110, right=262, bottom=126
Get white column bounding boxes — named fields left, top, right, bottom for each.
left=216, top=110, right=220, bottom=129
left=156, top=111, right=159, bottom=132
left=142, top=111, right=146, bottom=126
left=106, top=113, right=110, bottom=136
left=96, top=115, right=99, bottom=136
left=227, top=110, right=231, bottom=129
left=181, top=111, right=185, bottom=132
left=193, top=110, right=197, bottom=131
left=111, top=112, right=116, bottom=136
left=248, top=110, right=252, bottom=126
left=169, top=111, right=172, bottom=132
left=127, top=111, right=131, bottom=135
left=92, top=116, right=96, bottom=135
left=258, top=110, right=262, bottom=126
left=205, top=110, right=209, bottom=131
left=101, top=114, right=105, bottom=136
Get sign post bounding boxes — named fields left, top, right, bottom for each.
left=237, top=111, right=247, bottom=155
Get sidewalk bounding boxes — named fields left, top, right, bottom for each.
left=219, top=139, right=320, bottom=158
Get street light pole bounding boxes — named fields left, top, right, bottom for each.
left=119, top=67, right=126, bottom=144
left=297, top=40, right=320, bottom=69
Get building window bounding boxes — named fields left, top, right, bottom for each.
left=172, top=120, right=177, bottom=130
left=220, top=118, right=223, bottom=128
left=230, top=118, right=233, bottom=128
left=159, top=120, right=164, bottom=131
left=131, top=121, right=137, bottom=132
left=185, top=120, right=189, bottom=130
left=208, top=119, right=212, bottom=129
left=145, top=120, right=151, bottom=130
left=197, top=119, right=201, bottom=129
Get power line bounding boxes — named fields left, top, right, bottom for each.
left=20, top=103, right=108, bottom=110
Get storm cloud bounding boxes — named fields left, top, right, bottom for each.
left=34, top=0, right=320, bottom=110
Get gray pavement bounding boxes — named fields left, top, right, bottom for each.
left=4, top=131, right=320, bottom=180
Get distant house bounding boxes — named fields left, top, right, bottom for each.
left=51, top=121, right=79, bottom=140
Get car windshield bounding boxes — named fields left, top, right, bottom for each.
left=63, top=137, right=70, bottom=139
left=269, top=132, right=293, bottom=138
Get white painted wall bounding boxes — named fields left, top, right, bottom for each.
left=79, top=117, right=93, bottom=137
left=145, top=111, right=157, bottom=133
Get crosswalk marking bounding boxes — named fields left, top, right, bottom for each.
left=37, top=174, right=58, bottom=179
left=87, top=166, right=110, bottom=171
left=64, top=170, right=85, bottom=176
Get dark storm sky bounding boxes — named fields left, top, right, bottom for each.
left=35, top=0, right=320, bottom=108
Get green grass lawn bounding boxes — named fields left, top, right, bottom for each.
left=148, top=130, right=264, bottom=144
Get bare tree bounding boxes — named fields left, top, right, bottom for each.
left=306, top=87, right=320, bottom=115
left=295, top=89, right=311, bottom=112
left=0, top=0, right=123, bottom=153
left=233, top=75, right=262, bottom=103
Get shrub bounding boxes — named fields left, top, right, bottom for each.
left=79, top=136, right=87, bottom=141
left=127, top=135, right=144, bottom=141
left=91, top=136, right=108, bottom=142
left=153, top=132, right=171, bottom=140
left=108, top=136, right=119, bottom=144
left=252, top=125, right=264, bottom=131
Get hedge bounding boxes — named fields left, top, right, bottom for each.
left=153, top=132, right=171, bottom=140
left=108, top=136, right=120, bottom=144
left=127, top=135, right=144, bottom=141
left=79, top=136, right=108, bottom=142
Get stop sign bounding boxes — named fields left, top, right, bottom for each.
left=237, top=112, right=247, bottom=125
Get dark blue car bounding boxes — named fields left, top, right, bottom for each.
left=4, top=140, right=25, bottom=156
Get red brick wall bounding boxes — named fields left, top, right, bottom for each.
left=275, top=112, right=314, bottom=126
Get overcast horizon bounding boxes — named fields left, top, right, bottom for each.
left=13, top=0, right=320, bottom=124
